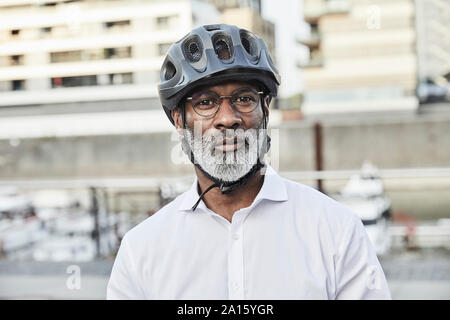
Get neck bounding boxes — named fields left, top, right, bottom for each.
left=194, top=165, right=266, bottom=222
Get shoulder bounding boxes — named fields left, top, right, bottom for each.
left=279, top=176, right=362, bottom=242
left=283, top=177, right=358, bottom=221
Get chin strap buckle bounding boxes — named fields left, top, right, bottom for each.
left=219, top=183, right=233, bottom=194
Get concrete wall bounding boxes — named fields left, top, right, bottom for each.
left=0, top=132, right=190, bottom=179
left=321, top=116, right=450, bottom=170
left=1, top=114, right=449, bottom=180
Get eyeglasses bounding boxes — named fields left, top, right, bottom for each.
left=185, top=88, right=264, bottom=118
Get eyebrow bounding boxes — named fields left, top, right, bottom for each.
left=190, top=87, right=258, bottom=99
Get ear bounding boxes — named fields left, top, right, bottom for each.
left=171, top=108, right=183, bottom=131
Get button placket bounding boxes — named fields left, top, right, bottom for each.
left=227, top=211, right=246, bottom=299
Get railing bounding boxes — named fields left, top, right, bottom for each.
left=1, top=168, right=449, bottom=250
left=303, top=0, right=350, bottom=20
left=389, top=220, right=450, bottom=249
left=1, top=167, right=450, bottom=189
left=280, top=167, right=450, bottom=181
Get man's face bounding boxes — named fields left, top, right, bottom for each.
left=172, top=81, right=270, bottom=183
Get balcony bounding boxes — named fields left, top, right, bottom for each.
left=0, top=55, right=25, bottom=68
left=303, top=0, right=350, bottom=22
left=298, top=58, right=323, bottom=69
left=297, top=30, right=321, bottom=48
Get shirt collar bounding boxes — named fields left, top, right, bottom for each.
left=177, top=164, right=288, bottom=212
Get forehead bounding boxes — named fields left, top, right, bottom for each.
left=191, top=80, right=260, bottom=94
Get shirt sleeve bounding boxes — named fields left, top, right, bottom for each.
left=106, top=234, right=146, bottom=299
left=334, top=214, right=392, bottom=300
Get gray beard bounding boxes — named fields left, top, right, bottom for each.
left=181, top=123, right=268, bottom=183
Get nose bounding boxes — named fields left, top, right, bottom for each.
left=213, top=97, right=242, bottom=130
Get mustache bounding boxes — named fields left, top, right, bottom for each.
left=181, top=121, right=266, bottom=156
left=201, top=129, right=257, bottom=150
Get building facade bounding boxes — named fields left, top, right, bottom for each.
left=0, top=0, right=282, bottom=138
left=262, top=0, right=307, bottom=110
left=206, top=0, right=276, bottom=78
left=0, top=0, right=221, bottom=113
left=300, top=0, right=449, bottom=116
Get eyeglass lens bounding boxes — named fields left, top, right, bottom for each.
left=188, top=88, right=262, bottom=117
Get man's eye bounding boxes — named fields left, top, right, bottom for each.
left=196, top=99, right=216, bottom=107
left=200, top=99, right=213, bottom=105
left=235, top=96, right=254, bottom=103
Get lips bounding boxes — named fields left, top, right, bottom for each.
left=214, top=137, right=244, bottom=152
left=215, top=143, right=238, bottom=152
left=217, top=137, right=237, bottom=145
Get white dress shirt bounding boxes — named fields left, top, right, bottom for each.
left=107, top=165, right=391, bottom=300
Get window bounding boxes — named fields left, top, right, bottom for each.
left=10, top=29, right=20, bottom=36
left=51, top=73, right=133, bottom=88
left=41, top=2, right=58, bottom=6
left=50, top=47, right=132, bottom=63
left=0, top=81, right=9, bottom=92
left=50, top=50, right=82, bottom=63
left=110, top=73, right=133, bottom=85
left=12, top=80, right=25, bottom=91
left=104, top=47, right=132, bottom=59
left=157, top=16, right=169, bottom=28
left=156, top=15, right=178, bottom=29
left=0, top=80, right=25, bottom=91
left=40, top=27, right=52, bottom=37
left=98, top=73, right=133, bottom=85
left=10, top=55, right=24, bottom=66
left=103, top=20, right=130, bottom=30
left=52, top=77, right=62, bottom=88
left=51, top=75, right=97, bottom=88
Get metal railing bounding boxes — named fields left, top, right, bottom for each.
left=2, top=167, right=450, bottom=189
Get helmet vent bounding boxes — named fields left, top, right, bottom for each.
left=240, top=30, right=258, bottom=58
left=163, top=60, right=176, bottom=81
left=204, top=24, right=221, bottom=31
left=182, top=36, right=203, bottom=63
left=212, top=33, right=234, bottom=61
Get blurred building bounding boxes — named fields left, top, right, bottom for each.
left=415, top=0, right=450, bottom=103
left=262, top=0, right=307, bottom=110
left=208, top=0, right=275, bottom=61
left=300, top=0, right=450, bottom=116
left=0, top=0, right=220, bottom=123
left=0, top=0, right=281, bottom=137
left=209, top=0, right=262, bottom=12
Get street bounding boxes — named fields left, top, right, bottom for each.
left=0, top=248, right=449, bottom=300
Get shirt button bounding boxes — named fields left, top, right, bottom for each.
left=232, top=233, right=240, bottom=240
left=232, top=282, right=239, bottom=290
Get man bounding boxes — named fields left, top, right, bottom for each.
left=107, top=24, right=391, bottom=299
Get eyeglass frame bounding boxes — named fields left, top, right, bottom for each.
left=184, top=88, right=265, bottom=118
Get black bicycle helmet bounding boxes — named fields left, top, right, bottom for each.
left=158, top=23, right=281, bottom=125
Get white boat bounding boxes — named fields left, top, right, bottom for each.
left=0, top=217, right=47, bottom=256
left=32, top=209, right=118, bottom=262
left=0, top=187, right=47, bottom=258
left=0, top=187, right=120, bottom=262
left=0, top=187, right=34, bottom=219
left=334, top=161, right=392, bottom=256
left=32, top=235, right=96, bottom=262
